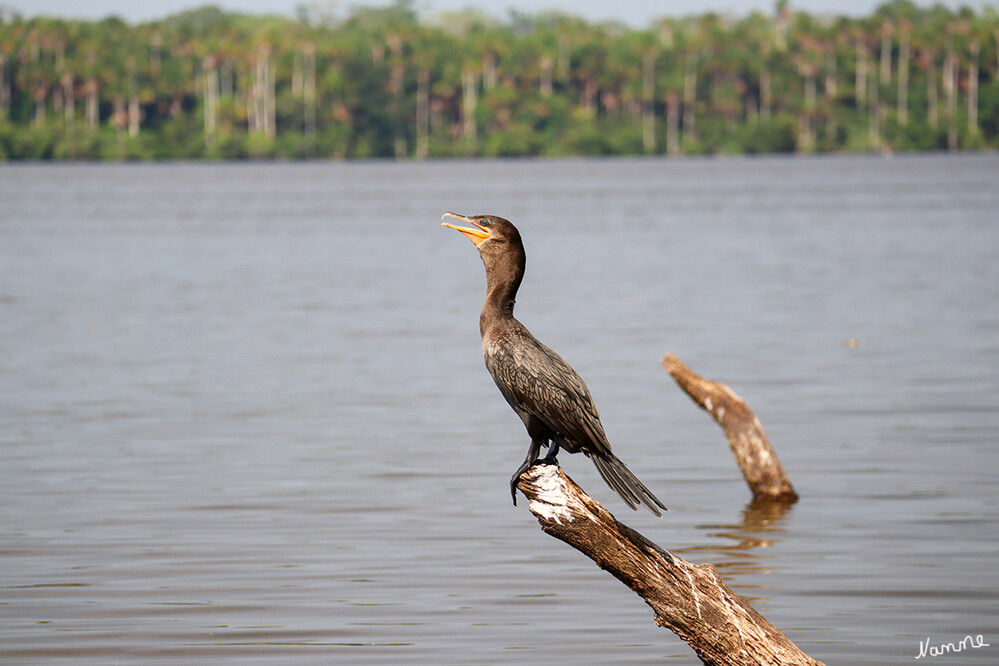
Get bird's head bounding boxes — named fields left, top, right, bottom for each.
left=441, top=212, right=520, bottom=249
left=442, top=212, right=526, bottom=293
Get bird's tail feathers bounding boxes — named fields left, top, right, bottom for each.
left=591, top=454, right=667, bottom=517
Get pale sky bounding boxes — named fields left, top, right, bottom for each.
left=4, top=0, right=995, bottom=27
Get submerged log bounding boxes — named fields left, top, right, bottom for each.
left=517, top=465, right=822, bottom=666
left=661, top=353, right=798, bottom=503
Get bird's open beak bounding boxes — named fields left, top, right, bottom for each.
left=442, top=212, right=491, bottom=247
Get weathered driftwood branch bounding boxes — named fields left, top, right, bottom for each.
left=517, top=465, right=823, bottom=666
left=661, top=353, right=798, bottom=503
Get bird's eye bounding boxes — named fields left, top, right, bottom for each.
left=479, top=220, right=489, bottom=227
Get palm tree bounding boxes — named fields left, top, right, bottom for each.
left=249, top=42, right=275, bottom=138
left=385, top=31, right=408, bottom=158
left=794, top=34, right=823, bottom=152
left=678, top=19, right=703, bottom=149
left=943, top=25, right=957, bottom=150
left=303, top=41, right=317, bottom=151
left=968, top=36, right=980, bottom=137
left=898, top=19, right=911, bottom=125
left=652, top=18, right=683, bottom=154
left=0, top=25, right=14, bottom=120
left=736, top=12, right=774, bottom=123
left=855, top=38, right=868, bottom=115
left=910, top=20, right=939, bottom=131
left=461, top=66, right=478, bottom=147
left=408, top=25, right=446, bottom=159
left=963, top=14, right=993, bottom=140
left=879, top=19, right=893, bottom=87
left=775, top=0, right=790, bottom=52
left=202, top=53, right=218, bottom=147
left=642, top=50, right=656, bottom=153
left=572, top=25, right=609, bottom=117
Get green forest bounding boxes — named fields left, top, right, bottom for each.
left=1, top=0, right=997, bottom=160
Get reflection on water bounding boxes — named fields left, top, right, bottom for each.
left=677, top=497, right=795, bottom=583
left=1, top=155, right=998, bottom=664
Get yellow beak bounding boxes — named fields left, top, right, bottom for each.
left=442, top=212, right=491, bottom=247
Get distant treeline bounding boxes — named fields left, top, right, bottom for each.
left=0, top=0, right=997, bottom=160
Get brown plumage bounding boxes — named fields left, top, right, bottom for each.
left=442, top=212, right=666, bottom=516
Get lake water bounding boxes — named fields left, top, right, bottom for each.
left=1, top=154, right=997, bottom=664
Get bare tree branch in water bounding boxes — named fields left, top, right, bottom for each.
left=517, top=465, right=823, bottom=666
left=661, top=353, right=798, bottom=503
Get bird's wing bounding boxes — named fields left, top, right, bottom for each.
left=485, top=332, right=612, bottom=456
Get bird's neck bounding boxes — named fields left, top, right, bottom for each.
left=479, top=271, right=521, bottom=337
left=477, top=243, right=526, bottom=338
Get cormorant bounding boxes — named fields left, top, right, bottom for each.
left=442, top=212, right=666, bottom=516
